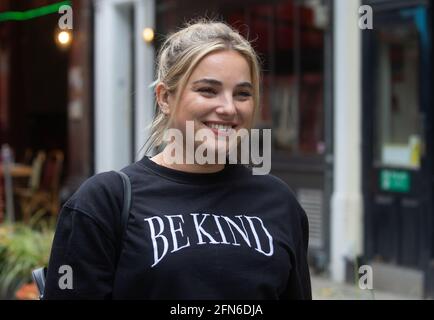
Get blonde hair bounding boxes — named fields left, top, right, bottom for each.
left=144, top=18, right=261, bottom=155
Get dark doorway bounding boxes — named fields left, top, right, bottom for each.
left=363, top=2, right=432, bottom=283
left=2, top=2, right=68, bottom=166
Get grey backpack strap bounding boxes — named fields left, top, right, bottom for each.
left=32, top=267, right=47, bottom=299
left=117, top=171, right=131, bottom=237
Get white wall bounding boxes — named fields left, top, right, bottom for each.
left=94, top=0, right=155, bottom=172
left=134, top=0, right=155, bottom=161
left=331, top=0, right=363, bottom=282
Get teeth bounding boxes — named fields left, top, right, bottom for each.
left=207, top=123, right=232, bottom=131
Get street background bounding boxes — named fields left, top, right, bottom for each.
left=0, top=0, right=433, bottom=299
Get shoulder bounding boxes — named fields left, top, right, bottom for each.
left=242, top=167, right=297, bottom=199
left=76, top=170, right=123, bottom=191
left=262, top=174, right=304, bottom=211
left=244, top=170, right=307, bottom=222
left=262, top=173, right=294, bottom=194
left=62, top=171, right=125, bottom=228
left=66, top=171, right=123, bottom=209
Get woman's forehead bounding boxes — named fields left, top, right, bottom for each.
left=189, top=50, right=252, bottom=84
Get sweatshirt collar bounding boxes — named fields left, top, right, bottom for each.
left=137, top=156, right=248, bottom=185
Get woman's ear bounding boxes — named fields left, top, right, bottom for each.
left=156, top=82, right=171, bottom=115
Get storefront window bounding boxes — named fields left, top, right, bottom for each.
left=374, top=25, right=422, bottom=169
left=156, top=0, right=328, bottom=157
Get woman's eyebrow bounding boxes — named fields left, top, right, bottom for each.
left=192, top=78, right=253, bottom=89
left=192, top=78, right=222, bottom=86
left=237, top=82, right=253, bottom=89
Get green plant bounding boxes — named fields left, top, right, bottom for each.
left=0, top=211, right=55, bottom=299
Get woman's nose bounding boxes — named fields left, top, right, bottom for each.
left=215, top=94, right=237, bottom=117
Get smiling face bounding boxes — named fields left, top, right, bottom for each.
left=163, top=49, right=255, bottom=158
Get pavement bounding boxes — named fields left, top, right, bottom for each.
left=311, top=274, right=421, bottom=300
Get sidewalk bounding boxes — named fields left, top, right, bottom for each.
left=311, top=274, right=421, bottom=300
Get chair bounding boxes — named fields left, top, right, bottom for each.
left=38, top=150, right=64, bottom=216
left=22, top=148, right=34, bottom=166
left=14, top=151, right=46, bottom=222
left=0, top=163, right=3, bottom=222
left=16, top=150, right=64, bottom=222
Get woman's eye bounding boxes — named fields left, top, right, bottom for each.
left=236, top=91, right=252, bottom=99
left=197, top=87, right=217, bottom=96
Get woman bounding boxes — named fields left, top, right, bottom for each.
left=43, top=19, right=311, bottom=299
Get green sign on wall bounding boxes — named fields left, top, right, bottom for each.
left=380, top=169, right=411, bottom=193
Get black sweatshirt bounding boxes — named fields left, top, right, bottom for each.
left=43, top=156, right=311, bottom=300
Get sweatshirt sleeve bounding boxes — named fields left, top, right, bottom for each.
left=43, top=172, right=124, bottom=299
left=43, top=207, right=117, bottom=299
left=280, top=204, right=312, bottom=300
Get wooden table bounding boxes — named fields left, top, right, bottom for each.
left=0, top=163, right=32, bottom=221
left=0, top=164, right=32, bottom=178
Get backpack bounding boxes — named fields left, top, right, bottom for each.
left=31, top=171, right=131, bottom=299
